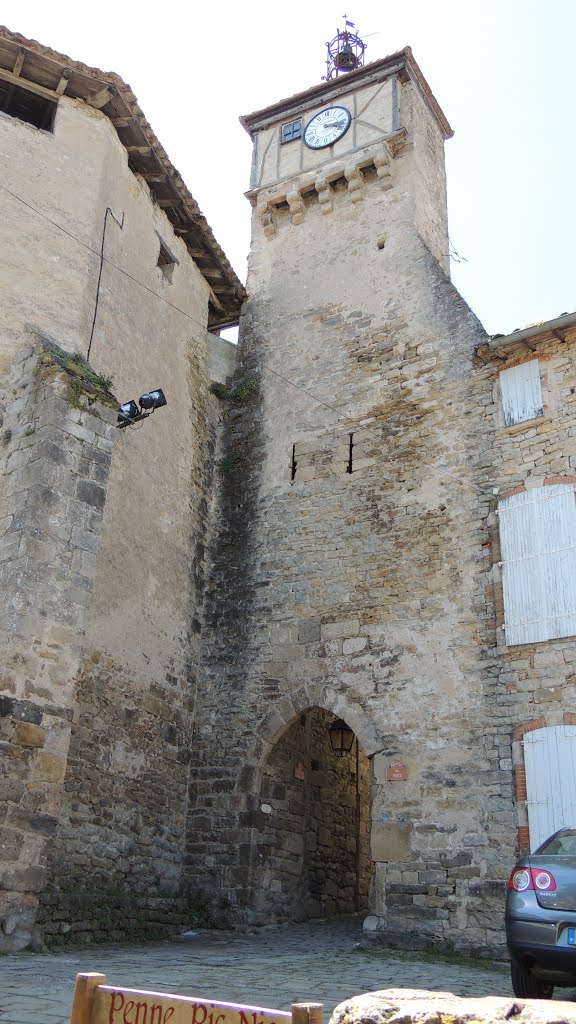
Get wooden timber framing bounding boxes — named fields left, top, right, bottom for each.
left=69, top=973, right=323, bottom=1024
left=0, top=25, right=245, bottom=329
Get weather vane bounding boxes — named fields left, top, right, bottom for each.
left=323, top=15, right=367, bottom=80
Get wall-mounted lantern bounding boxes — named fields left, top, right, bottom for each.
left=328, top=718, right=355, bottom=755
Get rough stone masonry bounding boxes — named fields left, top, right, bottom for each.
left=2, top=32, right=576, bottom=955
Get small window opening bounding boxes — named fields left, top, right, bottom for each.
left=360, top=161, right=378, bottom=183
left=291, top=444, right=297, bottom=481
left=346, top=432, right=354, bottom=474
left=157, top=241, right=176, bottom=282
left=331, top=175, right=348, bottom=193
left=301, top=185, right=319, bottom=207
left=0, top=79, right=57, bottom=132
left=280, top=119, right=302, bottom=144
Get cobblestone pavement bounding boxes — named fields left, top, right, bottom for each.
left=0, top=919, right=574, bottom=1024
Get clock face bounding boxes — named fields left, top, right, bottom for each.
left=303, top=106, right=352, bottom=150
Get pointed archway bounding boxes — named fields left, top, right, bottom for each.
left=251, top=707, right=371, bottom=924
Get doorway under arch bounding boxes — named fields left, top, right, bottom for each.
left=252, top=707, right=371, bottom=924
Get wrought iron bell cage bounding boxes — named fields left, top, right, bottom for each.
left=324, top=21, right=367, bottom=80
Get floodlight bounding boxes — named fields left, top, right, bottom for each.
left=116, top=388, right=168, bottom=429
left=139, top=388, right=167, bottom=412
left=117, top=400, right=139, bottom=424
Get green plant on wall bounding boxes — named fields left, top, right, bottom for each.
left=34, top=342, right=115, bottom=414
left=210, top=376, right=259, bottom=406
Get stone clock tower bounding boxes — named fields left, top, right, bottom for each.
left=194, top=45, right=499, bottom=949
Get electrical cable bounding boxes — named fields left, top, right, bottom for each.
left=0, top=181, right=489, bottom=495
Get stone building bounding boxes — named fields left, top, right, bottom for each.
left=0, top=26, right=243, bottom=951
left=1, top=25, right=576, bottom=956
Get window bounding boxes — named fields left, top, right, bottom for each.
left=280, top=119, right=302, bottom=144
left=156, top=240, right=176, bottom=282
left=499, top=359, right=543, bottom=426
left=524, top=726, right=576, bottom=850
left=498, top=485, right=576, bottom=645
left=0, top=78, right=56, bottom=131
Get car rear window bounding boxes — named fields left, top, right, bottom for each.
left=538, top=831, right=576, bottom=855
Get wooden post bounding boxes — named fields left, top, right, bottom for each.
left=291, top=1003, right=323, bottom=1024
left=70, top=973, right=106, bottom=1024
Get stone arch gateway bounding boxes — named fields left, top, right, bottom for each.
left=249, top=706, right=372, bottom=925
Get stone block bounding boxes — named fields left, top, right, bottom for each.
left=298, top=617, right=321, bottom=643
left=31, top=751, right=66, bottom=783
left=11, top=722, right=44, bottom=747
left=370, top=822, right=412, bottom=862
left=343, top=636, right=368, bottom=655
left=0, top=864, right=46, bottom=892
left=322, top=620, right=360, bottom=640
left=76, top=480, right=106, bottom=511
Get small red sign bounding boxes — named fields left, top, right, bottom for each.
left=386, top=760, right=408, bottom=781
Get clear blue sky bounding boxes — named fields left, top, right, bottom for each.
left=4, top=0, right=574, bottom=334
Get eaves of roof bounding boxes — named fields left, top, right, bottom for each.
left=240, top=46, right=453, bottom=141
left=476, top=311, right=576, bottom=363
left=0, top=25, right=246, bottom=330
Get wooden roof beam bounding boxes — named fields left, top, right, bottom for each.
left=0, top=66, right=58, bottom=101
left=86, top=84, right=117, bottom=109
left=111, top=116, right=135, bottom=128
left=12, top=48, right=25, bottom=76
left=55, top=69, right=70, bottom=96
left=199, top=267, right=224, bottom=279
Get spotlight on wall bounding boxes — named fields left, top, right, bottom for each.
left=117, top=388, right=167, bottom=428
left=139, top=388, right=167, bottom=412
left=328, top=718, right=355, bottom=755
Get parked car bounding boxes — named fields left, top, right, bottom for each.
left=506, top=827, right=576, bottom=997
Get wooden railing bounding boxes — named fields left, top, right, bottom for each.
left=69, top=972, right=323, bottom=1024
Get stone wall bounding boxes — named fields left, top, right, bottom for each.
left=191, top=110, right=502, bottom=947
left=473, top=332, right=576, bottom=856
left=0, top=347, right=116, bottom=950
left=0, top=88, right=220, bottom=944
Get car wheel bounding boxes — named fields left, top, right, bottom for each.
left=510, top=961, right=554, bottom=999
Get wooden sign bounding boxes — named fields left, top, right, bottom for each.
left=386, top=760, right=408, bottom=782
left=70, top=974, right=323, bottom=1024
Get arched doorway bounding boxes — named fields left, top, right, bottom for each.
left=252, top=707, right=371, bottom=924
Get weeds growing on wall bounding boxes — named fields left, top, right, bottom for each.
left=210, top=377, right=259, bottom=406
left=34, top=342, right=115, bottom=414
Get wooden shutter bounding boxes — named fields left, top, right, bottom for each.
left=500, top=360, right=543, bottom=426
left=499, top=485, right=576, bottom=645
left=524, top=725, right=576, bottom=850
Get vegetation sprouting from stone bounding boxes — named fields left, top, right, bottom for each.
left=219, top=450, right=246, bottom=474
left=210, top=377, right=259, bottom=405
left=34, top=341, right=115, bottom=412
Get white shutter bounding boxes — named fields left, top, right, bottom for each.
left=500, top=360, right=543, bottom=426
left=499, top=485, right=576, bottom=645
left=524, top=726, right=576, bottom=850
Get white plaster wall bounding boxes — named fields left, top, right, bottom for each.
left=0, top=96, right=213, bottom=681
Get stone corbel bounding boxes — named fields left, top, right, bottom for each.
left=373, top=153, right=393, bottom=191
left=256, top=199, right=276, bottom=239
left=315, top=178, right=333, bottom=215
left=345, top=166, right=363, bottom=204
left=286, top=189, right=305, bottom=226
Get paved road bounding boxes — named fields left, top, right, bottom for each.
left=0, top=918, right=568, bottom=1024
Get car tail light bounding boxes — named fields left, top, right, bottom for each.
left=508, top=868, right=557, bottom=892
left=533, top=870, right=556, bottom=891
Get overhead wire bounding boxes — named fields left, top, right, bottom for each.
left=0, top=180, right=489, bottom=496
